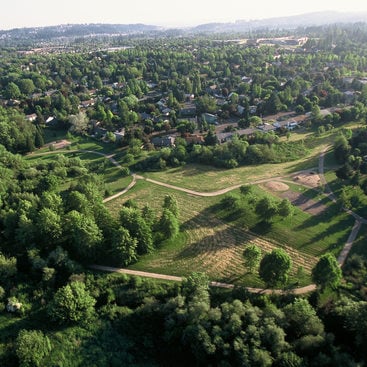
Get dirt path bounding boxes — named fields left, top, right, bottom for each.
left=90, top=265, right=316, bottom=294
left=103, top=174, right=137, bottom=203
left=138, top=175, right=287, bottom=197
left=318, top=146, right=367, bottom=265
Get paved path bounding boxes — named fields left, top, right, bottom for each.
left=90, top=265, right=317, bottom=295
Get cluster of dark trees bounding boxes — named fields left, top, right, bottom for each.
left=135, top=134, right=308, bottom=170
left=1, top=269, right=365, bottom=367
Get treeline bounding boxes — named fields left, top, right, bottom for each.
left=1, top=271, right=365, bottom=366
left=134, top=134, right=308, bottom=170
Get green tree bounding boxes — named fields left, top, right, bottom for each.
left=182, top=272, right=210, bottom=306
left=259, top=249, right=292, bottom=288
left=110, top=227, right=138, bottom=266
left=48, top=281, right=96, bottom=324
left=64, top=210, right=103, bottom=262
left=18, top=78, right=36, bottom=96
left=157, top=208, right=180, bottom=240
left=255, top=196, right=278, bottom=222
left=163, top=194, right=179, bottom=217
left=283, top=298, right=324, bottom=339
left=243, top=244, right=262, bottom=273
left=69, top=111, right=89, bottom=135
left=16, top=329, right=52, bottom=367
left=312, top=253, right=342, bottom=290
left=277, top=198, right=294, bottom=218
left=0, top=252, right=17, bottom=278
left=239, top=185, right=253, bottom=196
left=334, top=135, right=351, bottom=164
left=35, top=208, right=62, bottom=247
left=119, top=207, right=154, bottom=254
left=5, top=82, right=21, bottom=99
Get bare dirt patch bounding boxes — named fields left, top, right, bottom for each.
left=262, top=178, right=326, bottom=216
left=280, top=191, right=326, bottom=216
left=46, top=139, right=72, bottom=150
left=264, top=181, right=289, bottom=192
left=291, top=172, right=321, bottom=188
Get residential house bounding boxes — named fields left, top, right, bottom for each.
left=241, top=76, right=253, bottom=84
left=237, top=105, right=245, bottom=115
left=202, top=113, right=218, bottom=125
left=184, top=134, right=205, bottom=144
left=140, top=112, right=152, bottom=121
left=249, top=105, right=257, bottom=114
left=274, top=120, right=299, bottom=130
left=7, top=99, right=20, bottom=106
left=180, top=103, right=197, bottom=117
left=80, top=99, right=95, bottom=108
left=343, top=91, right=356, bottom=103
left=162, top=107, right=172, bottom=116
left=45, top=116, right=57, bottom=126
left=113, top=129, right=125, bottom=142
left=151, top=136, right=175, bottom=148
left=26, top=113, right=37, bottom=122
left=217, top=128, right=256, bottom=144
left=257, top=123, right=276, bottom=132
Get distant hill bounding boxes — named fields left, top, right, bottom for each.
left=0, top=23, right=161, bottom=41
left=1, top=11, right=367, bottom=42
left=191, top=11, right=367, bottom=33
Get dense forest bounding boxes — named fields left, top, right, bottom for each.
left=1, top=23, right=367, bottom=366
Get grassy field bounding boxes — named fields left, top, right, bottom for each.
left=105, top=178, right=354, bottom=287
left=32, top=127, right=361, bottom=287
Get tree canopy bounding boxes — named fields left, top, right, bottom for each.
left=259, top=249, right=292, bottom=288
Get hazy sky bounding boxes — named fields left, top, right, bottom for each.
left=2, top=0, right=367, bottom=29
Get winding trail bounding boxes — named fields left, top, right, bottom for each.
left=32, top=145, right=366, bottom=292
